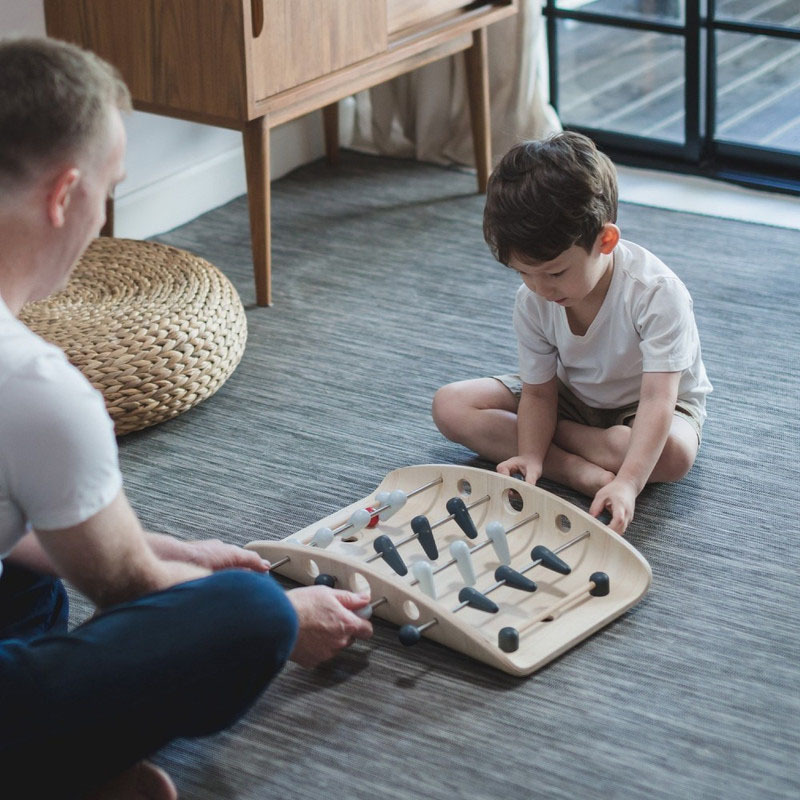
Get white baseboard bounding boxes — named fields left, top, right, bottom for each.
left=114, top=114, right=326, bottom=240
left=617, top=165, right=800, bottom=231
left=114, top=145, right=247, bottom=240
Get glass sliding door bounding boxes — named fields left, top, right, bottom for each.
left=544, top=0, right=800, bottom=194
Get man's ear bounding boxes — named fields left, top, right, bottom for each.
left=47, top=167, right=80, bottom=228
left=597, top=223, right=620, bottom=255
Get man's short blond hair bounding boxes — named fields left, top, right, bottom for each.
left=0, top=37, right=131, bottom=189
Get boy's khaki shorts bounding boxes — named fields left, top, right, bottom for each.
left=493, top=373, right=704, bottom=444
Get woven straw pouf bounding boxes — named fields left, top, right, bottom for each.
left=20, top=237, right=247, bottom=435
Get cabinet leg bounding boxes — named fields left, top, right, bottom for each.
left=322, top=102, right=340, bottom=167
left=464, top=27, right=491, bottom=193
left=243, top=116, right=271, bottom=306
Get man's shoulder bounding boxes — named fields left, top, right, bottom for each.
left=0, top=315, right=102, bottom=433
left=0, top=310, right=69, bottom=387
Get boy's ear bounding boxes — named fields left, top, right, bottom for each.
left=597, top=223, right=620, bottom=255
left=46, top=167, right=80, bottom=228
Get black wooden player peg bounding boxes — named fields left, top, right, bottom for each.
left=398, top=617, right=438, bottom=646
left=530, top=544, right=571, bottom=575
left=446, top=497, right=478, bottom=539
left=314, top=573, right=337, bottom=588
left=373, top=535, right=408, bottom=576
left=498, top=626, right=520, bottom=653
left=494, top=565, right=538, bottom=593
left=458, top=586, right=499, bottom=613
left=398, top=624, right=422, bottom=646
left=589, top=571, right=610, bottom=596
left=410, top=514, right=439, bottom=560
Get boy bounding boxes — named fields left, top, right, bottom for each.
left=432, top=132, right=711, bottom=534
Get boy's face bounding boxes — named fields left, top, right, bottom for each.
left=508, top=226, right=618, bottom=308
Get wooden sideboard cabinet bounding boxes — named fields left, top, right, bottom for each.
left=44, top=0, right=518, bottom=305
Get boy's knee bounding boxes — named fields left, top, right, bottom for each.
left=660, top=447, right=695, bottom=482
left=432, top=383, right=465, bottom=440
left=606, top=425, right=632, bottom=460
left=656, top=437, right=696, bottom=483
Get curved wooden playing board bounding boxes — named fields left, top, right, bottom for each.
left=247, top=465, right=652, bottom=676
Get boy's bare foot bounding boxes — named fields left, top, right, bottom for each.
left=85, top=760, right=177, bottom=800
left=544, top=446, right=615, bottom=497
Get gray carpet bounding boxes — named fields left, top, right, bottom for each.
left=84, top=152, right=799, bottom=798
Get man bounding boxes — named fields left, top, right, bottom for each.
left=0, top=37, right=372, bottom=799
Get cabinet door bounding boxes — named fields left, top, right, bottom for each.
left=386, top=0, right=478, bottom=35
left=249, top=0, right=387, bottom=101
left=45, top=0, right=249, bottom=121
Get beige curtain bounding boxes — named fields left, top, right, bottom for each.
left=341, top=0, right=561, bottom=168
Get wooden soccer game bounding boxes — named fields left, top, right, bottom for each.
left=247, top=465, right=652, bottom=676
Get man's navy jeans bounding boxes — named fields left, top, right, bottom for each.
left=0, top=561, right=297, bottom=797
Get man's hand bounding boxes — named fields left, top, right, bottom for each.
left=286, top=585, right=373, bottom=668
left=496, top=455, right=541, bottom=485
left=145, top=533, right=271, bottom=573
left=590, top=476, right=637, bottom=535
left=183, top=539, right=271, bottom=572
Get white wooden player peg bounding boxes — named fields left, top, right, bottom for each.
left=348, top=507, right=373, bottom=534
left=310, top=527, right=334, bottom=548
left=356, top=596, right=388, bottom=620
left=485, top=521, right=511, bottom=565
left=375, top=476, right=443, bottom=521
left=411, top=561, right=437, bottom=600
left=374, top=491, right=391, bottom=518
left=449, top=540, right=476, bottom=586
left=375, top=489, right=407, bottom=520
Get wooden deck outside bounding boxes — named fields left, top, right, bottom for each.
left=554, top=0, right=800, bottom=152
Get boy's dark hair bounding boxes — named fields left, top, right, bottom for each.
left=0, top=37, right=130, bottom=190
left=483, top=131, right=618, bottom=264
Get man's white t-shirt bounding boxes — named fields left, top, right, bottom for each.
left=0, top=294, right=122, bottom=576
left=513, top=239, right=712, bottom=417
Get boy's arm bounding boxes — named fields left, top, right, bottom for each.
left=590, top=370, right=681, bottom=533
left=497, top=377, right=558, bottom=484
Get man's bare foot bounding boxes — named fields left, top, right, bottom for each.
left=85, top=760, right=177, bottom=800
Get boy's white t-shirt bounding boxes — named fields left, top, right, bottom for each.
left=513, top=239, right=712, bottom=416
left=0, top=294, right=122, bottom=576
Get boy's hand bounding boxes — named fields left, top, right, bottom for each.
left=590, top=477, right=637, bottom=534
left=497, top=456, right=542, bottom=485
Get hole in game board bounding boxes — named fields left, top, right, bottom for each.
left=555, top=513, right=572, bottom=533
left=305, top=559, right=320, bottom=578
left=503, top=488, right=524, bottom=513
left=403, top=600, right=420, bottom=620
left=350, top=572, right=371, bottom=594
left=457, top=478, right=472, bottom=496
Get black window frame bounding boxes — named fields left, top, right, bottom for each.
left=543, top=0, right=800, bottom=196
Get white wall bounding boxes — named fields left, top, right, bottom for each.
left=0, top=0, right=325, bottom=238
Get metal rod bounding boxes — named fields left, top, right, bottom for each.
left=366, top=492, right=491, bottom=565
left=333, top=475, right=444, bottom=538
left=447, top=530, right=591, bottom=613
left=514, top=577, right=598, bottom=637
